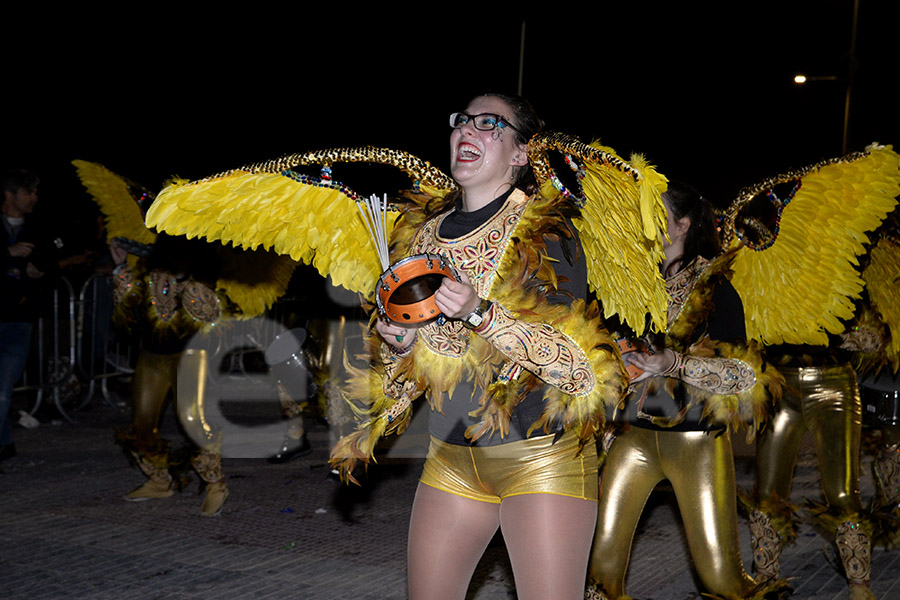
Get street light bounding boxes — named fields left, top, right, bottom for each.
left=791, top=0, right=858, bottom=154
left=793, top=75, right=839, bottom=84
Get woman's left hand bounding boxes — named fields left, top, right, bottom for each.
left=434, top=271, right=480, bottom=320
left=627, top=348, right=677, bottom=383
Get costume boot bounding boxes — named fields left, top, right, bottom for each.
left=748, top=508, right=782, bottom=581
left=873, top=441, right=900, bottom=509
left=193, top=449, right=228, bottom=517
left=125, top=451, right=173, bottom=501
left=583, top=583, right=611, bottom=600
left=835, top=521, right=875, bottom=600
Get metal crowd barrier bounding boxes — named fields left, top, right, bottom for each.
left=12, top=271, right=367, bottom=429
left=13, top=274, right=137, bottom=423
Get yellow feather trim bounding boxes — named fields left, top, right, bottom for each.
left=662, top=252, right=783, bottom=439
left=330, top=193, right=629, bottom=473
left=526, top=299, right=626, bottom=445
left=737, top=487, right=800, bottom=546
left=72, top=160, right=157, bottom=271
left=329, top=345, right=416, bottom=484
left=804, top=500, right=875, bottom=538
left=668, top=337, right=783, bottom=442
left=862, top=236, right=900, bottom=371
left=214, top=246, right=296, bottom=319
left=526, top=133, right=669, bottom=334
left=727, top=144, right=900, bottom=345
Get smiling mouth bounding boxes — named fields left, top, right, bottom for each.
left=456, top=143, right=482, bottom=162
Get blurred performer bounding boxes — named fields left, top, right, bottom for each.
left=853, top=227, right=900, bottom=547
left=111, top=234, right=230, bottom=515
left=585, top=182, right=785, bottom=600
left=725, top=147, right=900, bottom=600
left=73, top=160, right=294, bottom=516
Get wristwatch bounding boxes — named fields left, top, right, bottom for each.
left=462, top=298, right=493, bottom=329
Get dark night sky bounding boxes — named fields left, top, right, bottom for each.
left=3, top=2, right=898, bottom=242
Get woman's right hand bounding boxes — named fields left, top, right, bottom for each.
left=375, top=317, right=416, bottom=352
left=626, top=347, right=677, bottom=383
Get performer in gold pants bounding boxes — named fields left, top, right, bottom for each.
left=112, top=236, right=229, bottom=517
left=586, top=182, right=785, bottom=600
left=127, top=350, right=224, bottom=514
left=748, top=361, right=875, bottom=600
left=590, top=428, right=753, bottom=598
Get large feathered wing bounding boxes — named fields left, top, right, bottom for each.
left=863, top=235, right=900, bottom=369
left=72, top=159, right=157, bottom=247
left=722, top=144, right=900, bottom=346
left=146, top=148, right=455, bottom=296
left=528, top=132, right=669, bottom=334
left=74, top=160, right=296, bottom=319
left=214, top=243, right=298, bottom=319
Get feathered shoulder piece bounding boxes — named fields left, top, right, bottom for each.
left=75, top=160, right=295, bottom=320
left=72, top=160, right=157, bottom=268
left=721, top=143, right=900, bottom=346
left=147, top=135, right=669, bottom=334
left=528, top=132, right=669, bottom=334
left=647, top=252, right=784, bottom=439
left=146, top=147, right=455, bottom=296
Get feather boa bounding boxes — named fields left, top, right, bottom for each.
left=654, top=252, right=784, bottom=440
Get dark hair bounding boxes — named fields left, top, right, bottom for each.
left=663, top=181, right=720, bottom=274
left=2, top=168, right=39, bottom=195
left=147, top=233, right=221, bottom=284
left=482, top=92, right=544, bottom=194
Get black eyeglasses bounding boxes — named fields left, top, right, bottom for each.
left=449, top=112, right=521, bottom=134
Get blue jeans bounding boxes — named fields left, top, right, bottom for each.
left=0, top=322, right=33, bottom=445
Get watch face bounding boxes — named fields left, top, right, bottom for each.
left=465, top=312, right=483, bottom=327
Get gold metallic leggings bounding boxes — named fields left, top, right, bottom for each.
left=755, top=364, right=862, bottom=513
left=588, top=426, right=754, bottom=598
left=132, top=349, right=216, bottom=450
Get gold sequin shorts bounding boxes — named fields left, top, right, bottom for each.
left=419, top=431, right=597, bottom=504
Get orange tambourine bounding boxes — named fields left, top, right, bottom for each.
left=616, top=338, right=653, bottom=381
left=375, top=253, right=460, bottom=324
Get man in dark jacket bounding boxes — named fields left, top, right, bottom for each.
left=1, top=169, right=41, bottom=463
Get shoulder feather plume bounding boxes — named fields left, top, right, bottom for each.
left=722, top=144, right=900, bottom=346
left=527, top=132, right=669, bottom=334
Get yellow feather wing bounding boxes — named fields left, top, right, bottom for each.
left=528, top=132, right=669, bottom=334
left=146, top=148, right=454, bottom=296
left=724, top=144, right=900, bottom=346
left=863, top=236, right=900, bottom=366
left=72, top=159, right=157, bottom=246
left=215, top=244, right=297, bottom=319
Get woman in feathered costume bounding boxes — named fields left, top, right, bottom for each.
left=585, top=182, right=784, bottom=600
left=331, top=93, right=628, bottom=600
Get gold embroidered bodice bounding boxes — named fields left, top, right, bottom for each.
left=409, top=190, right=529, bottom=358
left=662, top=256, right=756, bottom=396
left=381, top=189, right=597, bottom=404
left=665, top=256, right=708, bottom=326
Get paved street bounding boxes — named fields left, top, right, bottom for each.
left=1, top=383, right=898, bottom=600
